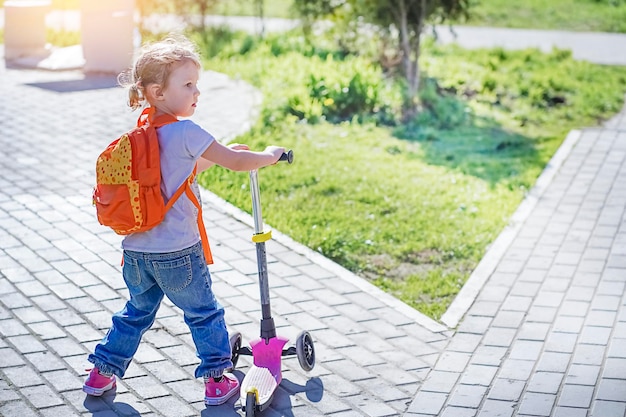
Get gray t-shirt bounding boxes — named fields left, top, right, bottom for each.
left=122, top=120, right=215, bottom=253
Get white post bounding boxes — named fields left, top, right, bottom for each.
left=80, top=0, right=136, bottom=74
left=4, top=0, right=52, bottom=60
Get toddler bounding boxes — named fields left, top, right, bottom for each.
left=83, top=35, right=284, bottom=406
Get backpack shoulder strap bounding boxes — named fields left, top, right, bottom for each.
left=165, top=165, right=214, bottom=265
left=137, top=107, right=178, bottom=129
left=138, top=108, right=213, bottom=264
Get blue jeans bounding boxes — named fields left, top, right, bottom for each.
left=88, top=241, right=232, bottom=379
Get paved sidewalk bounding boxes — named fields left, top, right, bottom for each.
left=0, top=50, right=448, bottom=417
left=1, top=22, right=626, bottom=417
left=406, top=113, right=626, bottom=416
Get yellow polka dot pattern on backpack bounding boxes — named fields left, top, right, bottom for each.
left=94, top=133, right=144, bottom=233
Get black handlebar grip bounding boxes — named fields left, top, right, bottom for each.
left=279, top=150, right=294, bottom=164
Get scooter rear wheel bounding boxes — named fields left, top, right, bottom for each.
left=245, top=391, right=257, bottom=417
left=296, top=331, right=315, bottom=371
left=229, top=332, right=242, bottom=370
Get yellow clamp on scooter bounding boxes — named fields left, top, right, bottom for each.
left=252, top=230, right=272, bottom=243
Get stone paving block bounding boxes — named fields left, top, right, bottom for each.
left=8, top=334, right=47, bottom=354
left=466, top=300, right=500, bottom=317
left=166, top=379, right=204, bottom=403
left=433, top=351, right=472, bottom=373
left=3, top=365, right=45, bottom=388
left=0, top=400, right=40, bottom=417
left=66, top=296, right=106, bottom=315
left=552, top=315, right=584, bottom=333
left=405, top=391, right=447, bottom=415
left=39, top=405, right=82, bottom=417
left=518, top=392, right=556, bottom=416
left=489, top=271, right=518, bottom=287
left=448, top=384, right=487, bottom=409
left=491, top=311, right=525, bottom=329
left=595, top=378, right=626, bottom=402
left=0, top=318, right=29, bottom=337
left=458, top=364, right=497, bottom=387
left=30, top=294, right=67, bottom=311
left=544, top=331, right=578, bottom=353
left=64, top=323, right=104, bottom=343
left=587, top=309, right=618, bottom=327
left=46, top=337, right=87, bottom=358
left=560, top=300, right=590, bottom=316
left=527, top=371, right=564, bottom=394
left=27, top=350, right=71, bottom=373
left=557, top=384, right=594, bottom=408
left=476, top=399, right=515, bottom=417
left=518, top=322, right=551, bottom=342
left=367, top=363, right=422, bottom=387
left=420, top=370, right=460, bottom=393
left=343, top=291, right=388, bottom=310
left=591, top=294, right=621, bottom=311
left=487, top=378, right=525, bottom=402
left=509, top=340, right=543, bottom=361
left=14, top=280, right=50, bottom=297
left=328, top=358, right=377, bottom=382
left=48, top=282, right=87, bottom=300
left=536, top=352, right=571, bottom=373
left=572, top=343, right=607, bottom=366
left=0, top=291, right=32, bottom=309
left=564, top=363, right=600, bottom=386
left=615, top=321, right=626, bottom=338
left=534, top=291, right=564, bottom=308
left=590, top=399, right=626, bottom=417
left=498, top=359, right=534, bottom=381
left=571, top=272, right=601, bottom=291
left=41, top=369, right=84, bottom=393
left=440, top=406, right=477, bottom=417
left=456, top=316, right=492, bottom=335
left=602, top=357, right=626, bottom=379
left=445, top=333, right=482, bottom=353
left=526, top=306, right=557, bottom=324
left=295, top=299, right=338, bottom=319
left=21, top=383, right=65, bottom=408
left=134, top=343, right=167, bottom=365
left=470, top=346, right=507, bottom=367
left=144, top=360, right=190, bottom=384
left=123, top=375, right=171, bottom=399
left=580, top=325, right=612, bottom=345
left=344, top=393, right=401, bottom=417
left=145, top=395, right=199, bottom=417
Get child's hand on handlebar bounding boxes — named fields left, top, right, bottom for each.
left=264, top=146, right=286, bottom=164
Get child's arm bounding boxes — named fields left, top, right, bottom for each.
left=201, top=140, right=284, bottom=172
left=197, top=143, right=250, bottom=172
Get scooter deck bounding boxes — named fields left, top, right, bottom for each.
left=241, top=366, right=278, bottom=411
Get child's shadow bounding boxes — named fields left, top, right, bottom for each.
left=83, top=388, right=142, bottom=416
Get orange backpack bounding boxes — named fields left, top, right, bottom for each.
left=93, top=107, right=213, bottom=264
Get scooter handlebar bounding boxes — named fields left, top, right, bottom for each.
left=279, top=150, right=294, bottom=164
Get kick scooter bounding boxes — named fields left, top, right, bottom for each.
left=228, top=150, right=316, bottom=417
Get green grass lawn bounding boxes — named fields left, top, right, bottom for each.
left=193, top=31, right=626, bottom=319
left=459, top=0, right=626, bottom=32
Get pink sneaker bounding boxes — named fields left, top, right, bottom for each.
left=204, top=372, right=240, bottom=406
left=83, top=368, right=116, bottom=396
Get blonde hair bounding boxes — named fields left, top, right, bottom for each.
left=119, top=35, right=202, bottom=110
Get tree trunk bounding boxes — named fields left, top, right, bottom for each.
left=397, top=0, right=425, bottom=118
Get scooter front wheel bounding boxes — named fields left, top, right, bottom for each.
left=296, top=331, right=315, bottom=371
left=245, top=391, right=257, bottom=417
